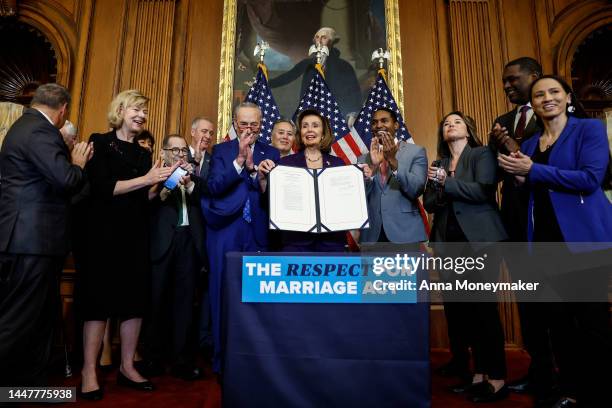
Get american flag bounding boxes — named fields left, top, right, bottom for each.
left=346, top=72, right=413, bottom=157
left=293, top=68, right=357, bottom=164
left=355, top=72, right=428, bottom=236
left=226, top=65, right=280, bottom=143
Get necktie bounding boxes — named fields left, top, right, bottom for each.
left=514, top=105, right=530, bottom=140
left=176, top=187, right=185, bottom=226
left=242, top=198, right=252, bottom=223
left=379, top=160, right=389, bottom=185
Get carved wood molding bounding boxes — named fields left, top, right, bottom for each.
left=447, top=0, right=507, bottom=140
left=117, top=0, right=178, bottom=157
left=17, top=1, right=78, bottom=87
left=550, top=2, right=612, bottom=80
left=0, top=0, right=17, bottom=16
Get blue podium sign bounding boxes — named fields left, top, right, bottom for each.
left=223, top=252, right=430, bottom=408
left=242, top=255, right=418, bottom=303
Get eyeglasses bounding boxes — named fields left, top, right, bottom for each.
left=237, top=121, right=260, bottom=129
left=163, top=147, right=189, bottom=156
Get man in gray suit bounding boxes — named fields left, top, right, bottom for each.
left=360, top=108, right=427, bottom=245
left=188, top=116, right=215, bottom=172
left=191, top=117, right=214, bottom=357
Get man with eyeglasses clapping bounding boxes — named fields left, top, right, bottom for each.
left=143, top=134, right=206, bottom=381
left=201, top=102, right=280, bottom=373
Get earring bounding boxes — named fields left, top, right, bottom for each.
left=568, top=105, right=575, bottom=113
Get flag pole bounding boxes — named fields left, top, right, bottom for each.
left=309, top=43, right=328, bottom=79
left=315, top=63, right=325, bottom=79
left=254, top=42, right=270, bottom=79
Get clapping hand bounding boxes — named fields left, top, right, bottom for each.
left=361, top=164, right=374, bottom=179
left=71, top=141, right=93, bottom=169
left=369, top=136, right=383, bottom=168
left=498, top=151, right=532, bottom=176
left=379, top=131, right=398, bottom=169
left=237, top=129, right=256, bottom=169
left=490, top=123, right=519, bottom=153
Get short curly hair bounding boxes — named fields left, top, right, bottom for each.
left=107, top=89, right=149, bottom=129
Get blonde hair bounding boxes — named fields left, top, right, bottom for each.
left=107, top=90, right=149, bottom=129
left=0, top=102, right=24, bottom=147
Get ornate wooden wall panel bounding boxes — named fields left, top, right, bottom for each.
left=498, top=0, right=540, bottom=70
left=398, top=0, right=447, bottom=163
left=117, top=0, right=177, bottom=156
left=180, top=0, right=223, bottom=144
left=34, top=0, right=607, bottom=351
left=78, top=0, right=126, bottom=139
left=447, top=0, right=507, bottom=142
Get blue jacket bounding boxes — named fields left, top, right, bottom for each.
left=201, top=138, right=280, bottom=247
left=522, top=116, right=612, bottom=242
left=360, top=141, right=428, bottom=243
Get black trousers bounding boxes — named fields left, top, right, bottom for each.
left=505, top=246, right=557, bottom=395
left=549, top=301, right=611, bottom=406
left=546, top=261, right=612, bottom=407
left=442, top=300, right=507, bottom=379
left=0, top=253, right=63, bottom=386
left=515, top=302, right=556, bottom=392
left=439, top=244, right=507, bottom=379
left=146, top=228, right=201, bottom=367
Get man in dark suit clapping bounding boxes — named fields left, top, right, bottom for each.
left=145, top=134, right=206, bottom=380
left=0, top=83, right=91, bottom=386
left=201, top=102, right=280, bottom=372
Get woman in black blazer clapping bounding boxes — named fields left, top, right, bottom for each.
left=424, top=111, right=508, bottom=403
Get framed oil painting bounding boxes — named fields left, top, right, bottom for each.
left=217, top=0, right=405, bottom=140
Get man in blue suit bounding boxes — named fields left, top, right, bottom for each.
left=202, top=102, right=280, bottom=372
left=360, top=108, right=428, bottom=245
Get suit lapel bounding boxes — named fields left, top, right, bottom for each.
left=548, top=116, right=577, bottom=162
left=522, top=115, right=539, bottom=141
left=253, top=141, right=268, bottom=165
left=453, top=144, right=472, bottom=179
left=497, top=108, right=518, bottom=138
left=200, top=151, right=211, bottom=178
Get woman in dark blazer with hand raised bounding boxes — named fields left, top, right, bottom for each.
left=424, top=111, right=508, bottom=403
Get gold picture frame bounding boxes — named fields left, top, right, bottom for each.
left=216, top=0, right=404, bottom=141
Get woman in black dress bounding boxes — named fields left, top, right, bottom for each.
left=78, top=90, right=175, bottom=399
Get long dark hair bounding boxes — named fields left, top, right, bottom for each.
left=529, top=75, right=611, bottom=190
left=528, top=75, right=587, bottom=119
left=436, top=111, right=482, bottom=159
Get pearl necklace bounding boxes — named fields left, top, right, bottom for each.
left=306, top=153, right=322, bottom=162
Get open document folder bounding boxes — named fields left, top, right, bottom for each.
left=268, top=164, right=369, bottom=233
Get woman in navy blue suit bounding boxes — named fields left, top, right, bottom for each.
left=499, top=75, right=612, bottom=408
left=258, top=109, right=346, bottom=252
